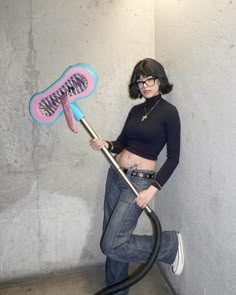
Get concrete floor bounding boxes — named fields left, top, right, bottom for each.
left=0, top=265, right=173, bottom=295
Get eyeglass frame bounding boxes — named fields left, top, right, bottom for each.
left=135, top=77, right=158, bottom=89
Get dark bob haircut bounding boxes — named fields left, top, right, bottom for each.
left=129, top=58, right=173, bottom=99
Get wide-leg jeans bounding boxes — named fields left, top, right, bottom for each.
left=100, top=166, right=178, bottom=295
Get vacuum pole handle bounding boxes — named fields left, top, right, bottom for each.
left=80, top=117, right=152, bottom=214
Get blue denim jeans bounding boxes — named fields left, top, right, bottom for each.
left=100, top=166, right=178, bottom=295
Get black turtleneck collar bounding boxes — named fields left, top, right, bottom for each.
left=145, top=93, right=162, bottom=107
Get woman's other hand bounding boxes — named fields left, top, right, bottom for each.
left=135, top=186, right=158, bottom=209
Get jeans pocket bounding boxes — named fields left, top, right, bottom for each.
left=129, top=176, right=152, bottom=192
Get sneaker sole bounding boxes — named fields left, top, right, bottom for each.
left=173, top=232, right=184, bottom=275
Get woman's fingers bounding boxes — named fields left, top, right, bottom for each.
left=89, top=138, right=106, bottom=150
left=135, top=195, right=147, bottom=209
left=135, top=189, right=156, bottom=209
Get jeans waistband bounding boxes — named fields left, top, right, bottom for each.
left=122, top=168, right=155, bottom=179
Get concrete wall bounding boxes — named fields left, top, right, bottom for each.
left=0, top=0, right=155, bottom=282
left=155, top=1, right=236, bottom=295
left=2, top=0, right=235, bottom=292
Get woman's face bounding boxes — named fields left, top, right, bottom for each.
left=136, top=75, right=160, bottom=99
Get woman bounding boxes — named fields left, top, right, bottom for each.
left=90, top=58, right=184, bottom=294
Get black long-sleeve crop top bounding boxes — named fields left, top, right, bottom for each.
left=111, top=94, right=181, bottom=188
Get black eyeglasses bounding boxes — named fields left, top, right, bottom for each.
left=136, top=77, right=157, bottom=89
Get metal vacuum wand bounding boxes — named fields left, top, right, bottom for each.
left=68, top=101, right=162, bottom=295
left=79, top=117, right=152, bottom=214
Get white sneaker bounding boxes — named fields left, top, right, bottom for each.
left=172, top=232, right=184, bottom=275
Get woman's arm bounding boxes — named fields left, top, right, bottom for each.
left=135, top=106, right=181, bottom=209
left=151, top=106, right=181, bottom=189
left=89, top=108, right=134, bottom=152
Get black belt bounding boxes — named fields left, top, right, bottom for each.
left=122, top=168, right=155, bottom=179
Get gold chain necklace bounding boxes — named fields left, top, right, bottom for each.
left=141, top=98, right=162, bottom=121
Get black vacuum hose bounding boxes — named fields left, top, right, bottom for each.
left=78, top=118, right=162, bottom=295
left=94, top=209, right=162, bottom=295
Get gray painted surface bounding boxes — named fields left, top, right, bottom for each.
left=155, top=1, right=236, bottom=295
left=0, top=0, right=155, bottom=282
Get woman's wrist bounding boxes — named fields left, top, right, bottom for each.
left=148, top=185, right=159, bottom=195
left=151, top=179, right=162, bottom=191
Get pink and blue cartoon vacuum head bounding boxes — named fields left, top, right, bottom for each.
left=29, top=64, right=98, bottom=132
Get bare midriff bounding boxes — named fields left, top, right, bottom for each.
left=116, top=148, right=157, bottom=171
